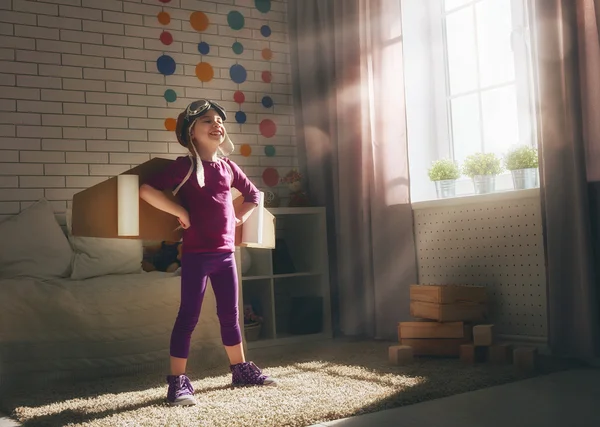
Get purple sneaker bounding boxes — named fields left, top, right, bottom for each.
left=230, top=361, right=278, bottom=387
left=166, top=374, right=197, bottom=406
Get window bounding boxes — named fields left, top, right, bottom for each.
left=403, top=0, right=537, bottom=202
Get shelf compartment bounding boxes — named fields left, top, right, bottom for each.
left=242, top=279, right=275, bottom=342
left=240, top=247, right=272, bottom=277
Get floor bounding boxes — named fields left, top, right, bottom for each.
left=2, top=368, right=599, bottom=427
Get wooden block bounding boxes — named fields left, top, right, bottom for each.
left=489, top=343, right=513, bottom=364
left=460, top=344, right=488, bottom=364
left=410, top=300, right=487, bottom=322
left=473, top=324, right=495, bottom=346
left=389, top=345, right=414, bottom=365
left=513, top=347, right=538, bottom=371
left=410, top=284, right=487, bottom=304
left=401, top=338, right=470, bottom=357
left=398, top=321, right=472, bottom=340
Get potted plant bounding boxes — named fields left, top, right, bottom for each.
left=462, top=152, right=504, bottom=194
left=504, top=145, right=539, bottom=190
left=243, top=303, right=263, bottom=342
left=428, top=159, right=461, bottom=199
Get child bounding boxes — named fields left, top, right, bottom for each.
left=140, top=99, right=277, bottom=406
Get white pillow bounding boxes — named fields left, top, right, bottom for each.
left=0, top=199, right=73, bottom=280
left=66, top=209, right=143, bottom=280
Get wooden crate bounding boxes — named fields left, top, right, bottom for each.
left=398, top=321, right=472, bottom=340
left=410, top=284, right=487, bottom=304
left=401, top=338, right=470, bottom=357
left=410, top=300, right=487, bottom=322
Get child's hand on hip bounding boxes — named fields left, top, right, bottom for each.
left=235, top=217, right=242, bottom=227
left=177, top=209, right=191, bottom=229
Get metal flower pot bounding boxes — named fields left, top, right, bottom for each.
left=472, top=175, right=496, bottom=194
left=434, top=179, right=456, bottom=199
left=511, top=168, right=539, bottom=190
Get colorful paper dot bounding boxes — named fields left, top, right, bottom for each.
left=165, top=118, right=177, bottom=131
left=157, top=55, right=176, bottom=75
left=261, top=48, right=273, bottom=61
left=262, top=167, right=279, bottom=187
left=164, top=89, right=177, bottom=103
left=264, top=145, right=275, bottom=157
left=198, top=42, right=210, bottom=54
left=190, top=11, right=209, bottom=32
left=227, top=11, right=245, bottom=30
left=240, top=144, right=252, bottom=157
left=255, top=0, right=271, bottom=13
left=260, top=119, right=277, bottom=138
left=260, top=25, right=271, bottom=37
left=157, top=12, right=170, bottom=25
left=234, top=91, right=245, bottom=104
left=261, top=96, right=273, bottom=108
left=230, top=64, right=247, bottom=84
left=235, top=111, right=247, bottom=124
left=160, top=31, right=173, bottom=45
left=196, top=62, right=214, bottom=82
left=261, top=70, right=272, bottom=83
left=232, top=41, right=244, bottom=55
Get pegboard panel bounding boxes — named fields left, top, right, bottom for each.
left=413, top=196, right=548, bottom=339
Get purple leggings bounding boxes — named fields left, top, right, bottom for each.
left=170, top=251, right=241, bottom=359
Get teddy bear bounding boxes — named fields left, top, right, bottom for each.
left=142, top=240, right=182, bottom=273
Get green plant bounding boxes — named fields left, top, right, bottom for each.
left=504, top=145, right=539, bottom=170
left=427, top=159, right=461, bottom=181
left=462, top=152, right=504, bottom=178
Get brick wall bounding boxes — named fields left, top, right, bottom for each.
left=0, top=0, right=296, bottom=221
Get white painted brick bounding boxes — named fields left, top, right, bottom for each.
left=86, top=116, right=128, bottom=128
left=0, top=176, right=18, bottom=188
left=144, top=39, right=182, bottom=53
left=164, top=75, right=205, bottom=88
left=107, top=105, right=147, bottom=118
left=43, top=0, right=82, bottom=6
left=125, top=71, right=164, bottom=85
left=180, top=0, right=216, bottom=12
left=0, top=162, right=43, bottom=175
left=15, top=51, right=58, bottom=67
left=104, top=34, right=142, bottom=48
left=2, top=150, right=18, bottom=162
left=17, top=75, right=62, bottom=89
left=105, top=57, right=145, bottom=72
left=124, top=47, right=164, bottom=62
left=60, top=29, right=103, bottom=45
left=129, top=141, right=168, bottom=153
left=81, top=43, right=123, bottom=58
left=128, top=94, right=166, bottom=107
left=153, top=152, right=180, bottom=160
left=63, top=103, right=106, bottom=116
left=59, top=5, right=102, bottom=21
left=128, top=118, right=166, bottom=130
left=0, top=60, right=37, bottom=75
left=259, top=156, right=293, bottom=167
left=196, top=78, right=238, bottom=91
left=0, top=0, right=11, bottom=11
left=66, top=151, right=108, bottom=163
left=17, top=100, right=62, bottom=115
left=0, top=23, right=13, bottom=36
left=16, top=25, right=60, bottom=40
left=0, top=125, right=15, bottom=137
left=83, top=0, right=122, bottom=11
left=42, top=139, right=86, bottom=151
left=0, top=11, right=37, bottom=26
left=45, top=163, right=88, bottom=175
left=14, top=0, right=58, bottom=15
left=63, top=127, right=106, bottom=140
left=39, top=64, right=80, bottom=79
left=89, top=164, right=129, bottom=175
left=42, top=114, right=86, bottom=127
left=20, top=150, right=65, bottom=163
left=149, top=130, right=176, bottom=142
left=0, top=35, right=35, bottom=50
left=86, top=140, right=129, bottom=152
left=45, top=188, right=80, bottom=200
left=123, top=2, right=161, bottom=16
left=38, top=15, right=82, bottom=31
left=142, top=15, right=182, bottom=30
left=0, top=73, right=16, bottom=87
left=0, top=112, right=40, bottom=125
left=62, top=53, right=104, bottom=68
left=258, top=135, right=293, bottom=146
left=66, top=176, right=107, bottom=188
left=85, top=92, right=127, bottom=105
left=37, top=39, right=80, bottom=54
left=103, top=10, right=143, bottom=25
left=63, top=78, right=105, bottom=92
left=83, top=68, right=124, bottom=81
left=107, top=128, right=147, bottom=141
left=106, top=81, right=146, bottom=95
left=0, top=189, right=44, bottom=201
left=185, top=87, right=222, bottom=100
left=0, top=99, right=16, bottom=112
left=41, top=89, right=85, bottom=103
left=84, top=20, right=124, bottom=35
left=110, top=152, right=149, bottom=164
left=147, top=107, right=180, bottom=119
left=20, top=176, right=66, bottom=188
left=0, top=48, right=14, bottom=60
left=124, top=25, right=159, bottom=39
left=0, top=137, right=40, bottom=150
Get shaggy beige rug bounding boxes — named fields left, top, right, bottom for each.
left=2, top=340, right=566, bottom=427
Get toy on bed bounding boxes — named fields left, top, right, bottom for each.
left=142, top=241, right=182, bottom=273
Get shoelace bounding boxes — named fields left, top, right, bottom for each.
left=175, top=376, right=193, bottom=396
left=245, top=362, right=266, bottom=380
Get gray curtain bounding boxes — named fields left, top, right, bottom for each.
left=530, top=0, right=600, bottom=359
left=288, top=0, right=418, bottom=339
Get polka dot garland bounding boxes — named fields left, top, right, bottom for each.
left=198, top=42, right=210, bottom=54
left=240, top=144, right=252, bottom=157
left=264, top=145, right=275, bottom=157
left=164, top=89, right=177, bottom=102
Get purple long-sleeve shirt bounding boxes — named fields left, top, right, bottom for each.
left=145, top=156, right=260, bottom=254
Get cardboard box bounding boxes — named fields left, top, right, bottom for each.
left=398, top=321, right=472, bottom=340
left=409, top=285, right=488, bottom=322
left=409, top=301, right=487, bottom=322
left=400, top=338, right=470, bottom=357
left=71, top=157, right=275, bottom=248
left=460, top=344, right=488, bottom=364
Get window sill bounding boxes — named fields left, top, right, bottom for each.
left=411, top=187, right=540, bottom=210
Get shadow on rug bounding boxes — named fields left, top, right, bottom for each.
left=1, top=339, right=574, bottom=427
